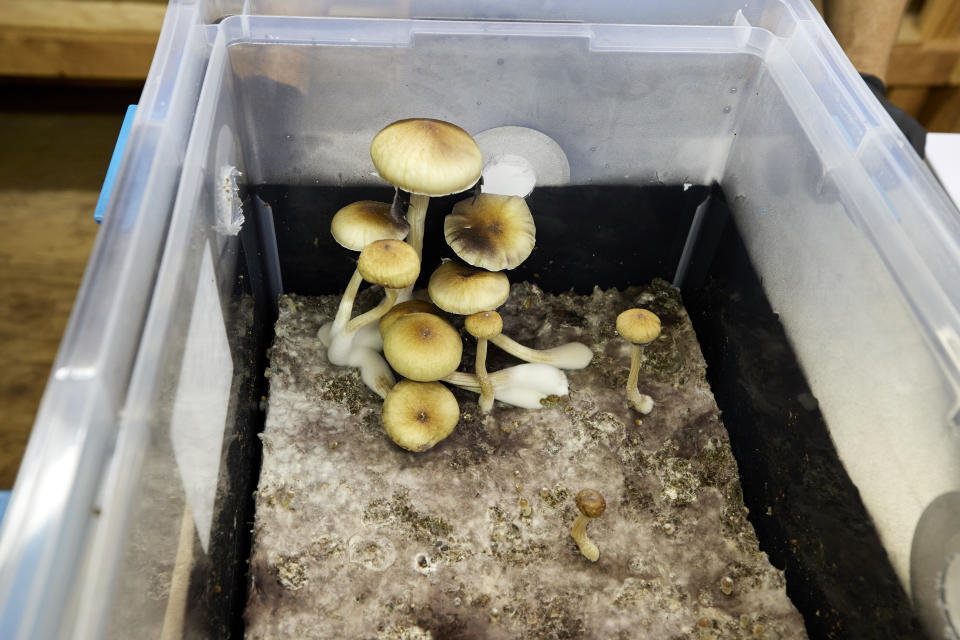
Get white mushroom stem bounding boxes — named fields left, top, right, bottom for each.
left=330, top=268, right=364, bottom=335
left=443, top=363, right=568, bottom=409
left=476, top=338, right=494, bottom=413
left=329, top=289, right=398, bottom=364
left=627, top=343, right=654, bottom=414
left=489, top=334, right=593, bottom=369
left=406, top=193, right=431, bottom=259
left=347, top=347, right=395, bottom=399
left=345, top=289, right=398, bottom=334
left=571, top=513, right=599, bottom=562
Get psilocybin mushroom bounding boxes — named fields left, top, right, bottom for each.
left=382, top=312, right=463, bottom=382
left=444, top=193, right=536, bottom=271
left=327, top=239, right=420, bottom=365
left=464, top=310, right=503, bottom=413
left=370, top=119, right=482, bottom=258
left=571, top=489, right=606, bottom=562
left=378, top=299, right=444, bottom=337
left=323, top=200, right=411, bottom=346
left=615, top=308, right=662, bottom=414
left=382, top=380, right=459, bottom=452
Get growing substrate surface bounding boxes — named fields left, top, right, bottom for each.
left=246, top=280, right=807, bottom=639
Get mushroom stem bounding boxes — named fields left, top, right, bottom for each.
left=627, top=343, right=654, bottom=414
left=330, top=268, right=365, bottom=335
left=476, top=338, right=494, bottom=413
left=442, top=363, right=569, bottom=409
left=348, top=347, right=395, bottom=399
left=345, top=289, right=399, bottom=334
left=489, top=334, right=593, bottom=370
left=406, top=193, right=431, bottom=259
left=570, top=513, right=599, bottom=562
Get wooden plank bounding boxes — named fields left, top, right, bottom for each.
left=888, top=41, right=960, bottom=85
left=0, top=189, right=99, bottom=488
left=0, top=1, right=164, bottom=80
left=920, top=86, right=960, bottom=132
left=888, top=86, right=931, bottom=117
left=918, top=0, right=960, bottom=40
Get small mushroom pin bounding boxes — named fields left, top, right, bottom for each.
left=616, top=308, right=662, bottom=414
left=570, top=489, right=606, bottom=562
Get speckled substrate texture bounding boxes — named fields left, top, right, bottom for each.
left=245, top=280, right=808, bottom=640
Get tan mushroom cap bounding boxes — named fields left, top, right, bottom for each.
left=383, top=312, right=463, bottom=381
left=616, top=308, right=662, bottom=345
left=379, top=299, right=444, bottom=337
left=331, top=200, right=409, bottom=251
left=382, top=380, right=459, bottom=452
left=370, top=119, right=482, bottom=197
left=465, top=311, right=503, bottom=339
left=445, top=194, right=536, bottom=271
left=357, top=239, right=420, bottom=289
left=428, top=261, right=510, bottom=316
left=575, top=489, right=606, bottom=518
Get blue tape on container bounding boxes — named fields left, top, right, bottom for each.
left=94, top=104, right=138, bottom=224
left=0, top=491, right=9, bottom=527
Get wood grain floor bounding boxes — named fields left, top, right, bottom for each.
left=0, top=87, right=136, bottom=488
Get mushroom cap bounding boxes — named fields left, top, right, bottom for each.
left=575, top=489, right=606, bottom=518
left=428, top=261, right=510, bottom=315
left=379, top=299, right=444, bottom=337
left=616, top=308, right=662, bottom=345
left=383, top=312, right=463, bottom=381
left=370, top=119, right=482, bottom=197
left=330, top=200, right=409, bottom=251
left=465, top=310, right=503, bottom=340
left=357, top=239, right=420, bottom=289
left=382, top=380, right=459, bottom=452
left=444, top=194, right=536, bottom=271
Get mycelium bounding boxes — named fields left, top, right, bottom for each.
left=370, top=118, right=482, bottom=261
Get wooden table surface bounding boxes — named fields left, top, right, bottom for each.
left=0, top=83, right=141, bottom=488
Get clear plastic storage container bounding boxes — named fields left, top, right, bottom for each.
left=1, top=1, right=959, bottom=638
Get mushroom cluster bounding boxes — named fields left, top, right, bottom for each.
left=319, top=117, right=593, bottom=451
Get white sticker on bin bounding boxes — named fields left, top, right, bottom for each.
left=170, top=241, right=234, bottom=554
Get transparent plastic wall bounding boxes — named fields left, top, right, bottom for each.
left=2, top=1, right=959, bottom=639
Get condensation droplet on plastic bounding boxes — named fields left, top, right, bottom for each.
left=722, top=106, right=731, bottom=113
left=729, top=87, right=738, bottom=94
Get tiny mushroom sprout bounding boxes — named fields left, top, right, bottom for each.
left=382, top=380, right=460, bottom=452
left=570, top=489, right=606, bottom=562
left=616, top=308, right=662, bottom=414
left=382, top=312, right=463, bottom=382
left=444, top=193, right=536, bottom=271
left=370, top=118, right=482, bottom=259
left=327, top=239, right=420, bottom=365
left=322, top=200, right=410, bottom=349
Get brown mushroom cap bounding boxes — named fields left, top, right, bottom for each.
left=382, top=380, right=459, bottom=452
left=444, top=194, right=536, bottom=271
left=616, top=308, right=662, bottom=345
left=464, top=310, right=503, bottom=339
left=331, top=200, right=409, bottom=251
left=428, top=261, right=510, bottom=315
left=575, top=489, right=606, bottom=518
left=383, top=312, right=463, bottom=381
left=370, top=119, right=482, bottom=197
left=379, top=299, right=444, bottom=337
left=357, top=239, right=420, bottom=289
